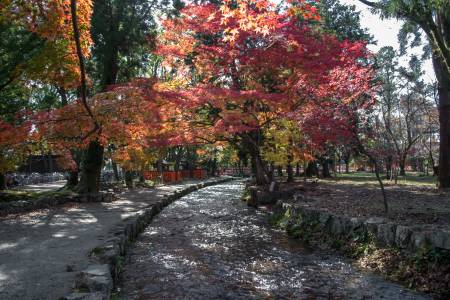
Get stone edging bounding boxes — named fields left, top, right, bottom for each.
left=0, top=192, right=116, bottom=217
left=62, top=177, right=236, bottom=300
left=273, top=201, right=450, bottom=253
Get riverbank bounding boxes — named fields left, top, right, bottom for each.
left=258, top=176, right=450, bottom=299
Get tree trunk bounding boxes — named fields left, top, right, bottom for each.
left=242, top=135, right=267, bottom=185
left=112, top=161, right=120, bottom=181
left=287, top=162, right=293, bottom=182
left=76, top=141, right=104, bottom=193
left=125, top=171, right=133, bottom=188
left=268, top=163, right=274, bottom=181
left=67, top=171, right=78, bottom=187
left=345, top=160, right=350, bottom=174
left=399, top=156, right=406, bottom=176
left=433, top=56, right=450, bottom=188
left=305, top=161, right=318, bottom=177
left=295, top=163, right=300, bottom=177
left=321, top=159, right=331, bottom=178
left=374, top=159, right=388, bottom=213
left=57, top=86, right=68, bottom=106
left=0, top=173, right=5, bottom=190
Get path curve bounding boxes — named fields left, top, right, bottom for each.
left=0, top=180, right=218, bottom=300
left=121, top=180, right=429, bottom=300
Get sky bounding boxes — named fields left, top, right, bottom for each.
left=341, top=0, right=436, bottom=83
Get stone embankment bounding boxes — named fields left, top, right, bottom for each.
left=273, top=200, right=450, bottom=253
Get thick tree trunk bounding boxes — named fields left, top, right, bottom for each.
left=76, top=141, right=104, bottom=193
left=0, top=173, right=5, bottom=190
left=438, top=89, right=450, bottom=187
left=242, top=133, right=268, bottom=185
left=433, top=57, right=450, bottom=188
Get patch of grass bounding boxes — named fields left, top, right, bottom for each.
left=0, top=188, right=73, bottom=203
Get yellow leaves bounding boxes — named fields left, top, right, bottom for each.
left=261, top=118, right=309, bottom=165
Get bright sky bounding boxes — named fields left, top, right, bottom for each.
left=341, top=0, right=436, bottom=83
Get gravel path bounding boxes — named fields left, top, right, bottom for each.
left=0, top=179, right=218, bottom=300
left=121, top=181, right=430, bottom=300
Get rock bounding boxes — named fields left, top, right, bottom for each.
left=269, top=181, right=279, bottom=192
left=247, top=187, right=258, bottom=207
left=75, top=265, right=112, bottom=298
left=429, top=229, right=450, bottom=250
left=376, top=223, right=396, bottom=246
left=329, top=216, right=344, bottom=235
left=395, top=226, right=413, bottom=249
left=411, top=230, right=429, bottom=249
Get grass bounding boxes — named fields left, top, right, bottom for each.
left=330, top=171, right=437, bottom=187
left=0, top=188, right=73, bottom=203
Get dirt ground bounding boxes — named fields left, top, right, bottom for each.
left=281, top=173, right=450, bottom=229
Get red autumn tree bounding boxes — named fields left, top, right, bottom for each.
left=156, top=0, right=373, bottom=184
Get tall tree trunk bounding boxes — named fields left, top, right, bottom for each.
left=57, top=86, right=68, bottom=106
left=374, top=160, right=388, bottom=213
left=268, top=163, right=274, bottom=181
left=433, top=57, right=450, bottom=188
left=241, top=132, right=268, bottom=185
left=295, top=163, right=300, bottom=177
left=287, top=162, right=293, bottom=182
left=0, top=173, right=5, bottom=190
left=321, top=158, right=331, bottom=178
left=112, top=161, right=120, bottom=181
left=76, top=141, right=104, bottom=193
left=399, top=155, right=407, bottom=176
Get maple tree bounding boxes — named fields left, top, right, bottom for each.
left=0, top=0, right=93, bottom=89
left=155, top=0, right=373, bottom=185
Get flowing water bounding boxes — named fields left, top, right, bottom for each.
left=120, top=181, right=429, bottom=300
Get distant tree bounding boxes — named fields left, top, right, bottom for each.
left=359, top=0, right=450, bottom=187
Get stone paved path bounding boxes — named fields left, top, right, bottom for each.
left=0, top=179, right=219, bottom=300
left=121, top=181, right=430, bottom=300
